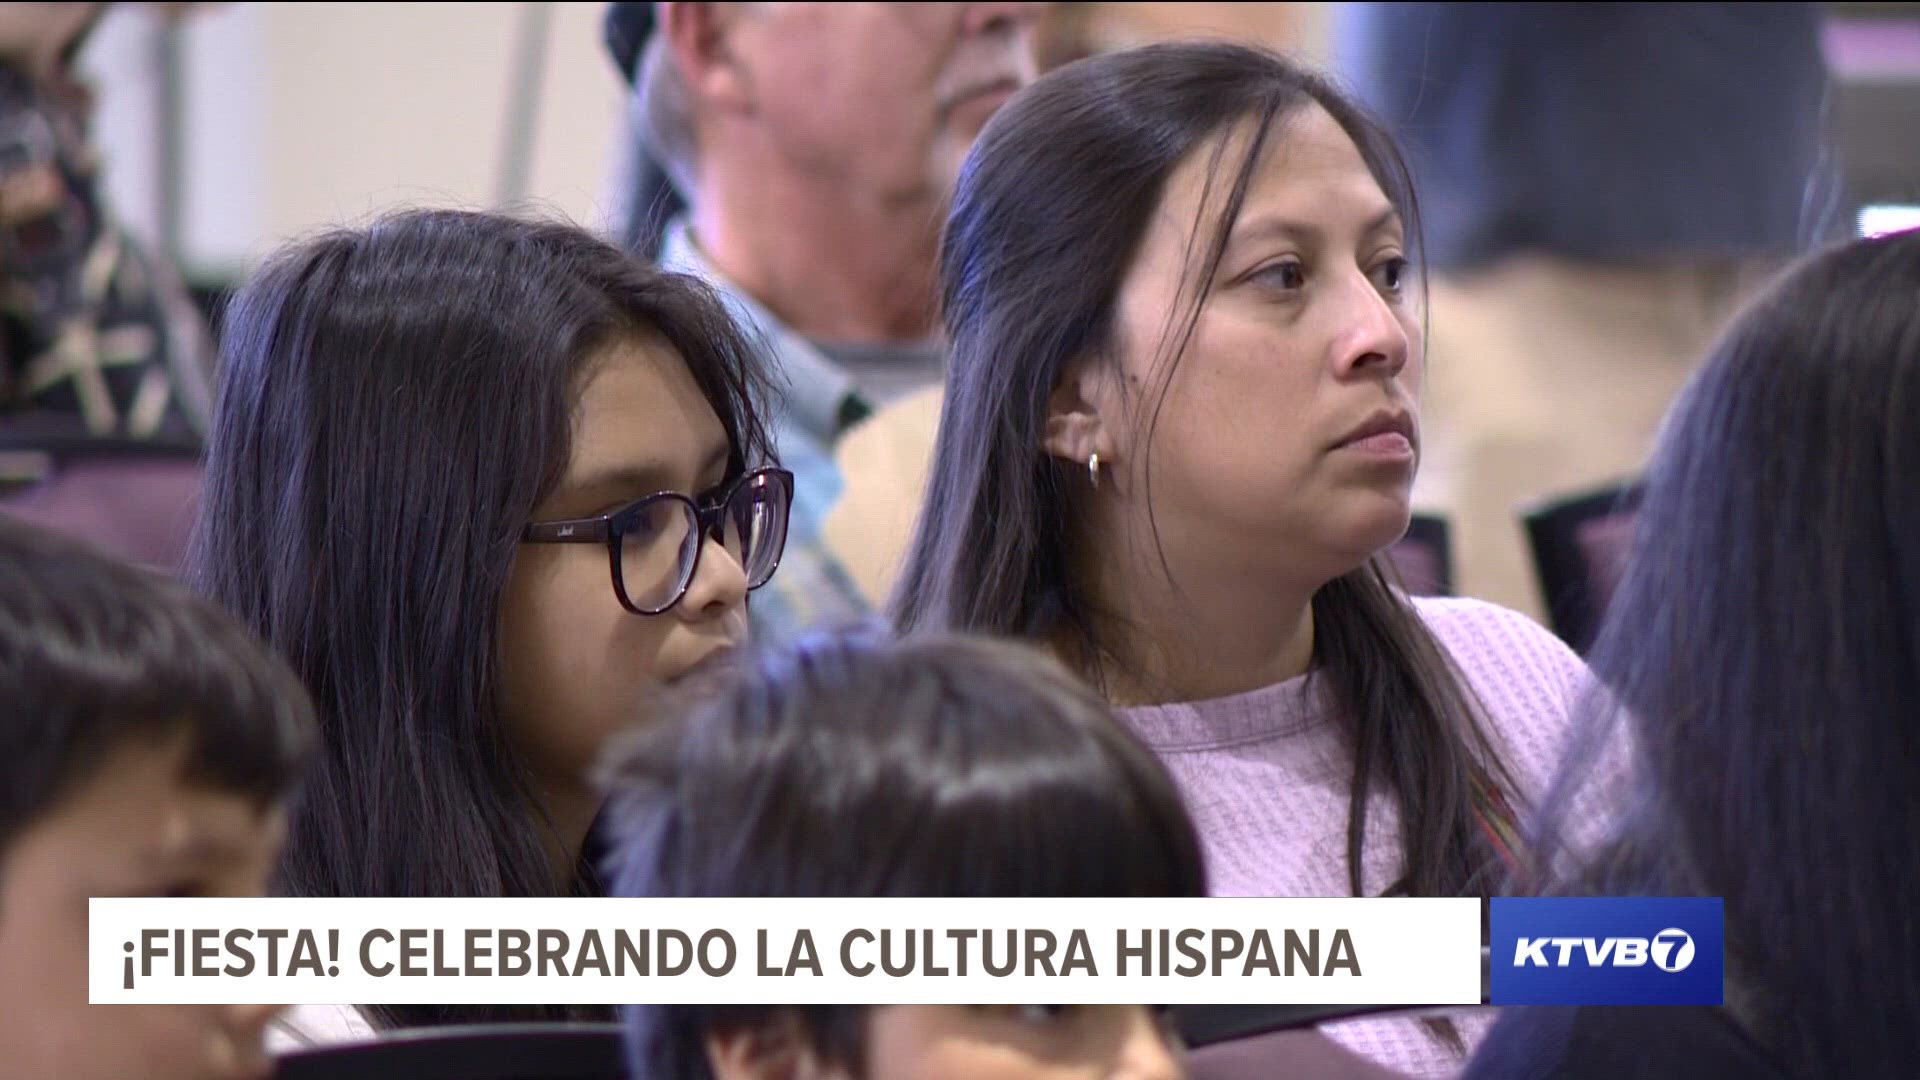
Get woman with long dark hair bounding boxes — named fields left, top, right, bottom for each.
left=1467, top=228, right=1920, bottom=1078
left=192, top=209, right=787, bottom=1038
left=891, top=42, right=1591, bottom=1075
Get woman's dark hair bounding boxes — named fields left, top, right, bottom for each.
left=1529, top=228, right=1920, bottom=1078
left=0, top=515, right=313, bottom=852
left=605, top=628, right=1207, bottom=1080
left=190, top=208, right=772, bottom=1029
left=892, top=41, right=1518, bottom=905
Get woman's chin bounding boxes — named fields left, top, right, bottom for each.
left=1331, top=504, right=1417, bottom=573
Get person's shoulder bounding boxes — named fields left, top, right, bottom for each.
left=839, top=385, right=943, bottom=464
left=1410, top=596, right=1582, bottom=677
left=826, top=386, right=945, bottom=607
left=1408, top=595, right=1593, bottom=748
left=266, top=1003, right=376, bottom=1053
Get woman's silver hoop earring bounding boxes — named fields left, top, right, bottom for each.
left=1088, top=452, right=1101, bottom=490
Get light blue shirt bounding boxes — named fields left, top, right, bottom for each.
left=657, top=220, right=872, bottom=640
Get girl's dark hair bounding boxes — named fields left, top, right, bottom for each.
left=892, top=41, right=1518, bottom=905
left=190, top=208, right=771, bottom=1029
left=604, top=628, right=1207, bottom=1080
left=1531, top=228, right=1920, bottom=1078
left=0, top=515, right=313, bottom=852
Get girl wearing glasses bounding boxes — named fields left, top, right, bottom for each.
left=891, top=43, right=1594, bottom=1077
left=191, top=209, right=791, bottom=1040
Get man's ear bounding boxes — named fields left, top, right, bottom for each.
left=1042, top=357, right=1120, bottom=473
left=658, top=1, right=755, bottom=113
left=705, top=1015, right=845, bottom=1080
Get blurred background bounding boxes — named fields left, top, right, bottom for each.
left=61, top=2, right=1919, bottom=298
left=70, top=2, right=1333, bottom=290
left=9, top=1, right=1920, bottom=634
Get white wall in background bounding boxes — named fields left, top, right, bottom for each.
left=78, top=3, right=169, bottom=251
left=81, top=1, right=624, bottom=280
left=77, top=1, right=1338, bottom=281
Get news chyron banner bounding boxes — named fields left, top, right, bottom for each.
left=93, top=897, right=1479, bottom=1006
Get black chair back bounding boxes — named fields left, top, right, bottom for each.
left=1386, top=511, right=1455, bottom=597
left=1523, top=481, right=1644, bottom=653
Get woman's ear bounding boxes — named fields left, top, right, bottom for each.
left=706, top=1016, right=847, bottom=1080
left=1043, top=358, right=1119, bottom=469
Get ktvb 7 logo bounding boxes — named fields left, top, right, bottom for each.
left=1512, top=928, right=1695, bottom=972
left=1490, top=898, right=1720, bottom=1005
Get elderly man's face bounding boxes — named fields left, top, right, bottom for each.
left=731, top=2, right=1042, bottom=202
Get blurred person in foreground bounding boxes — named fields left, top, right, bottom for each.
left=0, top=514, right=314, bottom=1079
left=1466, top=228, right=1920, bottom=1078
left=606, top=628, right=1401, bottom=1080
left=621, top=1, right=1042, bottom=638
left=1334, top=2, right=1833, bottom=621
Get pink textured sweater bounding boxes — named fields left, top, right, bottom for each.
left=1118, top=597, right=1592, bottom=1079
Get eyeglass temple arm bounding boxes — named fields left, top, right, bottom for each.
left=521, top=518, right=613, bottom=543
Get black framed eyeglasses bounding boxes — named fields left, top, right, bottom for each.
left=520, top=466, right=794, bottom=615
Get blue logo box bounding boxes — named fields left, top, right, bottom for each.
left=1489, top=897, right=1724, bottom=1005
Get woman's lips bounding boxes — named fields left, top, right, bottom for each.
left=1338, top=431, right=1415, bottom=458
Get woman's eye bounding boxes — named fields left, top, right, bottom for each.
left=1251, top=260, right=1306, bottom=290
left=1372, top=256, right=1409, bottom=294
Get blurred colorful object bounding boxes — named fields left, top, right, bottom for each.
left=0, top=9, right=209, bottom=443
